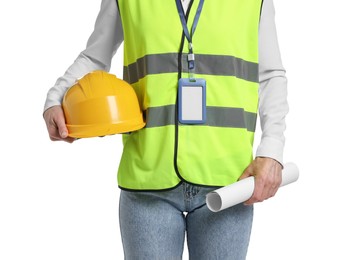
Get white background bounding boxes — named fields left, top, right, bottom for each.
left=0, top=0, right=355, bottom=259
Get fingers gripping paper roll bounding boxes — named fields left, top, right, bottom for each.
left=206, top=162, right=299, bottom=212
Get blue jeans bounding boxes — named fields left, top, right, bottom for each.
left=119, top=182, right=253, bottom=260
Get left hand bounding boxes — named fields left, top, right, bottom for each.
left=239, top=157, right=282, bottom=205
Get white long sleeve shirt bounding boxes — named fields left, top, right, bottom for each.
left=44, top=0, right=288, bottom=164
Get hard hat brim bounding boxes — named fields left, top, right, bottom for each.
left=66, top=119, right=146, bottom=138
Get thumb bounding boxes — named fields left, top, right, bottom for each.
left=55, top=115, right=69, bottom=138
left=239, top=165, right=254, bottom=181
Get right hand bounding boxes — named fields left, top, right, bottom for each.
left=43, top=105, right=75, bottom=143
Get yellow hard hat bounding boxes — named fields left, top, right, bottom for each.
left=62, top=70, right=145, bottom=138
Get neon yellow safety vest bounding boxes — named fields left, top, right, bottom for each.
left=117, top=0, right=262, bottom=190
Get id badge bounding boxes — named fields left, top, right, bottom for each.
left=178, top=78, right=206, bottom=124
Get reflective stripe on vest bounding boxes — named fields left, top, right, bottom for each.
left=117, top=0, right=262, bottom=190
left=124, top=53, right=259, bottom=85
left=144, top=105, right=257, bottom=132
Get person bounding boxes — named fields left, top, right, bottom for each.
left=43, top=0, right=288, bottom=259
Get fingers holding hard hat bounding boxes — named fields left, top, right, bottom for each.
left=239, top=157, right=282, bottom=205
left=43, top=105, right=75, bottom=143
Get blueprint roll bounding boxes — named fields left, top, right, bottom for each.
left=206, top=162, right=299, bottom=212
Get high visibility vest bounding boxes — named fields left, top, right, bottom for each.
left=117, top=0, right=262, bottom=190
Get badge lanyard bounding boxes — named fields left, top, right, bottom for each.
left=176, top=0, right=207, bottom=124
left=175, top=0, right=205, bottom=80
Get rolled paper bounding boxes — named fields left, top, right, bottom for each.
left=206, top=162, right=299, bottom=212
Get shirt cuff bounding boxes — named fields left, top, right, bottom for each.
left=255, top=136, right=284, bottom=167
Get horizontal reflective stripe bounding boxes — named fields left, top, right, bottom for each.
left=145, top=105, right=176, bottom=128
left=124, top=53, right=178, bottom=84
left=145, top=105, right=257, bottom=132
left=186, top=54, right=258, bottom=83
left=206, top=107, right=257, bottom=132
left=124, top=53, right=258, bottom=84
